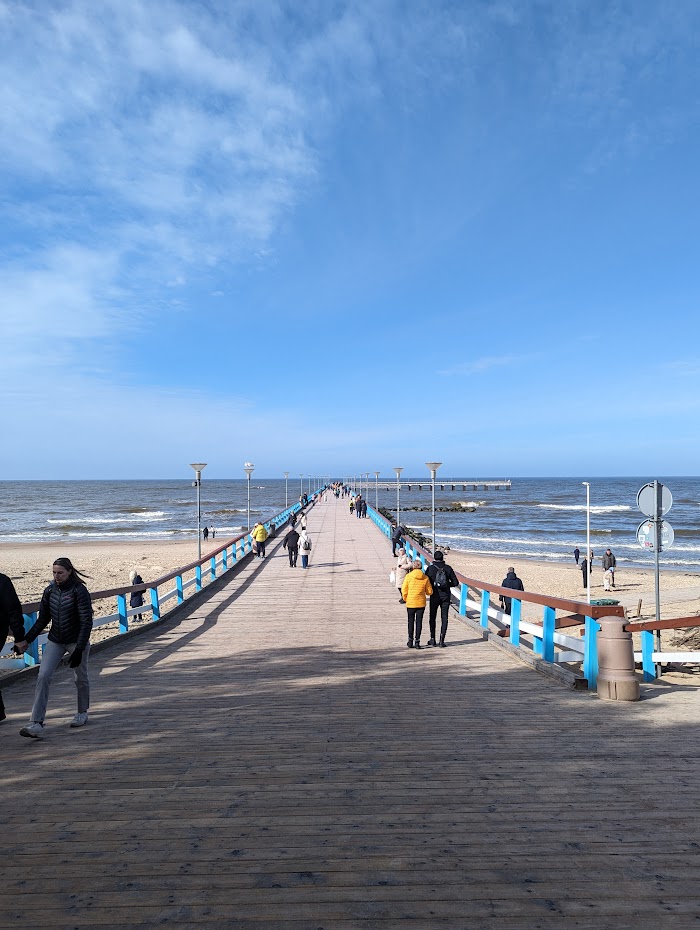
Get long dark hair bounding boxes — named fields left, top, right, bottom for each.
left=53, top=557, right=91, bottom=585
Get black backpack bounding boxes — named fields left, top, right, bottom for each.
left=434, top=565, right=448, bottom=588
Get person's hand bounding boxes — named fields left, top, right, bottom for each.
left=69, top=648, right=83, bottom=669
left=14, top=640, right=28, bottom=654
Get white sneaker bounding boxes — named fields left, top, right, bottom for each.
left=20, top=721, right=45, bottom=739
left=70, top=712, right=89, bottom=728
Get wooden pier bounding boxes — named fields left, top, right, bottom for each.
left=366, top=479, right=511, bottom=492
left=2, top=495, right=700, bottom=928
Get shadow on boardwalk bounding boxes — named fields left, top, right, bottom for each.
left=2, top=499, right=700, bottom=928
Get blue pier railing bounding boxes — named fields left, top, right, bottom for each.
left=368, top=502, right=624, bottom=691
left=4, top=492, right=326, bottom=672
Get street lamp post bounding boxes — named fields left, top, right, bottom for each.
left=299, top=473, right=303, bottom=500
left=393, top=467, right=403, bottom=529
left=426, top=462, right=442, bottom=554
left=374, top=471, right=380, bottom=510
left=189, top=463, right=207, bottom=560
left=284, top=471, right=289, bottom=508
left=244, top=462, right=255, bottom=531
left=582, top=481, right=591, bottom=605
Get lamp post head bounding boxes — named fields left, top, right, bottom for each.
left=393, top=467, right=403, bottom=478
left=425, top=461, right=442, bottom=478
left=283, top=471, right=289, bottom=479
left=190, top=462, right=207, bottom=473
left=374, top=471, right=380, bottom=478
left=244, top=462, right=255, bottom=477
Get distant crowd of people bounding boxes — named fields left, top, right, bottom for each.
left=574, top=547, right=617, bottom=591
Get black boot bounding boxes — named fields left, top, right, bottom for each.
left=439, top=637, right=446, bottom=647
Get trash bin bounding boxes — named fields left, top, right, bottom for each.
left=596, top=616, right=640, bottom=702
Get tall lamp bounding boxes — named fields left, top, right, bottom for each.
left=582, top=481, right=591, bottom=605
left=299, top=473, right=304, bottom=500
left=426, top=462, right=442, bottom=554
left=190, top=462, right=207, bottom=560
left=393, top=467, right=404, bottom=529
left=284, top=471, right=289, bottom=508
left=374, top=471, right=380, bottom=510
left=244, top=462, right=255, bottom=531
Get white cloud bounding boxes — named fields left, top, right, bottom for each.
left=439, top=354, right=524, bottom=376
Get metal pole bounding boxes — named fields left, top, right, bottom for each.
left=582, top=481, right=590, bottom=605
left=654, top=479, right=662, bottom=675
left=284, top=472, right=289, bottom=508
left=196, top=476, right=201, bottom=560
left=247, top=474, right=251, bottom=531
left=432, top=475, right=435, bottom=554
left=374, top=471, right=380, bottom=510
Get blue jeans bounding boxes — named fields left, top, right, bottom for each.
left=301, top=554, right=309, bottom=568
left=30, top=640, right=90, bottom=723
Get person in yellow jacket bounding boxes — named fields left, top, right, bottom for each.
left=401, top=559, right=433, bottom=649
left=251, top=521, right=268, bottom=559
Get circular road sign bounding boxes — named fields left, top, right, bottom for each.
left=637, top=519, right=675, bottom=551
left=637, top=483, right=673, bottom=518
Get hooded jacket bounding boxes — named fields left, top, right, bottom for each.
left=426, top=560, right=459, bottom=601
left=252, top=524, right=268, bottom=542
left=602, top=552, right=616, bottom=570
left=25, top=577, right=93, bottom=650
left=501, top=571, right=524, bottom=594
left=283, top=529, right=300, bottom=550
left=401, top=569, right=433, bottom=608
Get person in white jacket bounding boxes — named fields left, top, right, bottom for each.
left=298, top=529, right=312, bottom=569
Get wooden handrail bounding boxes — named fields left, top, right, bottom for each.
left=19, top=502, right=306, bottom=614
left=624, top=616, right=700, bottom=633
left=403, top=536, right=625, bottom=619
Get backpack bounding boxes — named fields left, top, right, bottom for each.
left=302, top=538, right=311, bottom=551
left=434, top=565, right=448, bottom=588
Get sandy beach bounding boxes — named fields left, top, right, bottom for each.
left=2, top=535, right=699, bottom=658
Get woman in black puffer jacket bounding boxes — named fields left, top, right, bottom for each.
left=16, top=557, right=93, bottom=739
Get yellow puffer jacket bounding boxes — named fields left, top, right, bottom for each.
left=252, top=524, right=268, bottom=542
left=401, top=569, right=433, bottom=608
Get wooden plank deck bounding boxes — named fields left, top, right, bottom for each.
left=2, top=496, right=700, bottom=929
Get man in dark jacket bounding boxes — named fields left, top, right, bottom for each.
left=425, top=552, right=459, bottom=647
left=391, top=523, right=405, bottom=556
left=283, top=527, right=300, bottom=567
left=500, top=567, right=524, bottom=615
left=0, top=573, right=25, bottom=722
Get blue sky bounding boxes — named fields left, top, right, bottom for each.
left=1, top=0, right=699, bottom=479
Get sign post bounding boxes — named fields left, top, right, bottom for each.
left=636, top=481, right=674, bottom=677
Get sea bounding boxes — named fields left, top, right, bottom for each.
left=0, top=477, right=698, bottom=572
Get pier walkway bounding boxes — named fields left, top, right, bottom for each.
left=2, top=497, right=700, bottom=928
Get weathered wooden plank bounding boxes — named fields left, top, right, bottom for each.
left=2, top=495, right=700, bottom=928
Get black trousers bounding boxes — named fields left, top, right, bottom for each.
left=255, top=540, right=266, bottom=558
left=429, top=596, right=450, bottom=640
left=407, top=607, right=425, bottom=643
left=287, top=546, right=298, bottom=567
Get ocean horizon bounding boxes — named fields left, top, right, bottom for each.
left=1, top=477, right=698, bottom=573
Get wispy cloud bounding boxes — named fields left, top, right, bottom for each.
left=439, top=354, right=530, bottom=376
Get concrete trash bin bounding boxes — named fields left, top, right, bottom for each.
left=596, top=616, right=640, bottom=702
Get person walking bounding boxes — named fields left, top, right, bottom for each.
left=0, top=572, right=25, bottom=723
left=203, top=525, right=209, bottom=542
left=349, top=498, right=355, bottom=516
left=580, top=556, right=589, bottom=592
left=401, top=559, right=433, bottom=649
left=298, top=529, right=312, bottom=568
left=283, top=526, right=300, bottom=568
left=129, top=570, right=145, bottom=621
left=500, top=567, right=524, bottom=615
left=391, top=523, right=405, bottom=557
left=15, top=557, right=93, bottom=738
left=355, top=495, right=363, bottom=518
left=573, top=547, right=580, bottom=565
left=395, top=547, right=412, bottom=603
left=425, top=551, right=459, bottom=646
left=602, top=549, right=617, bottom=588
left=360, top=499, right=368, bottom=518
left=252, top=521, right=268, bottom=558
